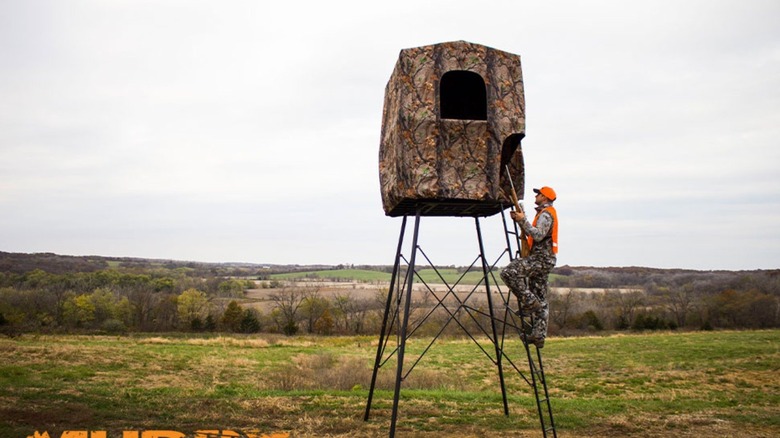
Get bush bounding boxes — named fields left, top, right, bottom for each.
left=240, top=309, right=261, bottom=333
left=222, top=301, right=244, bottom=332
left=632, top=313, right=671, bottom=331
left=204, top=314, right=217, bottom=331
left=581, top=310, right=603, bottom=331
left=190, top=317, right=203, bottom=331
left=282, top=320, right=298, bottom=336
left=101, top=319, right=127, bottom=334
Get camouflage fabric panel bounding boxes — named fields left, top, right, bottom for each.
left=438, top=119, right=489, bottom=199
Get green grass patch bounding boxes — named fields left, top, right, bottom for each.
left=0, top=330, right=778, bottom=437
left=271, top=267, right=499, bottom=286
left=271, top=269, right=391, bottom=282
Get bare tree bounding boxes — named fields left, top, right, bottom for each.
left=333, top=292, right=374, bottom=334
left=300, top=288, right=329, bottom=334
left=608, top=290, right=645, bottom=329
left=665, top=284, right=695, bottom=328
left=332, top=292, right=353, bottom=333
left=269, top=288, right=305, bottom=335
left=350, top=298, right=372, bottom=334
left=550, top=288, right=576, bottom=329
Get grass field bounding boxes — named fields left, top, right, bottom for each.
left=271, top=268, right=496, bottom=286
left=1, top=330, right=778, bottom=437
left=271, top=269, right=392, bottom=282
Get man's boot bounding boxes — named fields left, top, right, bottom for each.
left=522, top=332, right=544, bottom=348
left=523, top=310, right=547, bottom=348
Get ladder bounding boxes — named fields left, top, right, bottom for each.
left=500, top=209, right=558, bottom=438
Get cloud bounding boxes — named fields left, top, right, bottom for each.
left=0, top=0, right=778, bottom=269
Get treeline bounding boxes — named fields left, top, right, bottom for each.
left=551, top=265, right=779, bottom=290
left=0, top=252, right=778, bottom=336
left=0, top=252, right=108, bottom=274
left=0, top=268, right=260, bottom=334
left=547, top=266, right=780, bottom=334
left=0, top=253, right=391, bottom=336
left=0, top=251, right=340, bottom=278
left=0, top=268, right=391, bottom=336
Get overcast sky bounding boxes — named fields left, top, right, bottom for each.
left=1, top=0, right=778, bottom=270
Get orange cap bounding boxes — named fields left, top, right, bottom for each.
left=533, top=186, right=557, bottom=201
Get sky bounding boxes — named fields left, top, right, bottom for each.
left=1, top=0, right=779, bottom=270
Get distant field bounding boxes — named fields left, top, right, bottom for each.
left=271, top=268, right=498, bottom=286
left=271, top=269, right=391, bottom=282
left=1, top=330, right=778, bottom=437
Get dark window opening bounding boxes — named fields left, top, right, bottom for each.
left=440, top=71, right=487, bottom=120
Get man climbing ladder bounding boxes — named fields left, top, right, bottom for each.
left=501, top=186, right=559, bottom=348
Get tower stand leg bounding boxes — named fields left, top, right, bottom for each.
left=364, top=215, right=408, bottom=421
left=389, top=211, right=421, bottom=437
left=475, top=217, right=509, bottom=415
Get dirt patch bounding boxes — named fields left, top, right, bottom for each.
left=0, top=403, right=93, bottom=429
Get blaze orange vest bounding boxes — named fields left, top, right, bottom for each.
left=526, top=205, right=558, bottom=254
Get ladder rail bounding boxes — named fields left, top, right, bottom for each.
left=536, top=346, right=557, bottom=435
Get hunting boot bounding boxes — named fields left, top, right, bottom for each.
left=522, top=333, right=543, bottom=348
left=524, top=308, right=547, bottom=348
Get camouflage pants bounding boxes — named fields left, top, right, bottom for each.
left=500, top=253, right=556, bottom=339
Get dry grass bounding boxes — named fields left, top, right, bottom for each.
left=263, top=352, right=467, bottom=392
left=138, top=336, right=271, bottom=348
left=0, top=331, right=778, bottom=437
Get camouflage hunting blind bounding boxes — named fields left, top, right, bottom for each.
left=379, top=40, right=526, bottom=217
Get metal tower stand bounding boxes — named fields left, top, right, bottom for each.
left=363, top=210, right=557, bottom=437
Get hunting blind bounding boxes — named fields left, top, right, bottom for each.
left=379, top=40, right=526, bottom=217
left=368, top=41, right=557, bottom=438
